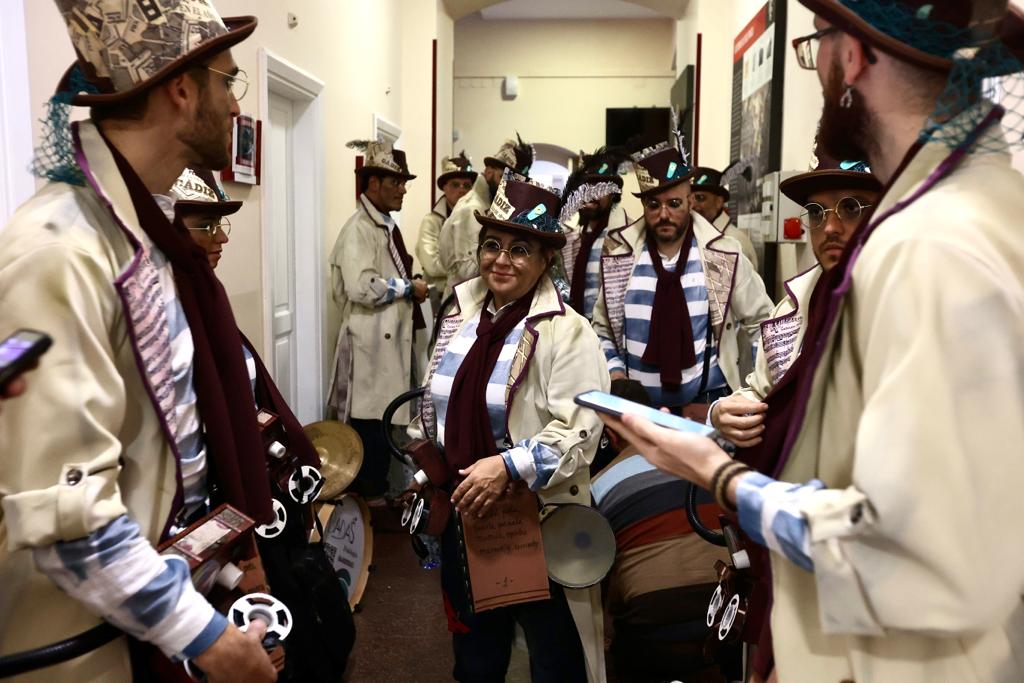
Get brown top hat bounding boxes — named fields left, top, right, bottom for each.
left=475, top=170, right=565, bottom=247
left=630, top=144, right=694, bottom=198
left=797, top=0, right=1015, bottom=71
left=579, top=146, right=629, bottom=188
left=348, top=139, right=417, bottom=180
left=171, top=168, right=242, bottom=217
left=691, top=167, right=730, bottom=201
left=483, top=134, right=535, bottom=177
left=53, top=0, right=256, bottom=106
left=436, top=151, right=478, bottom=190
left=780, top=157, right=882, bottom=206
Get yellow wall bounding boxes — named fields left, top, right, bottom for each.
left=22, top=0, right=453, bottom=367
left=453, top=16, right=676, bottom=163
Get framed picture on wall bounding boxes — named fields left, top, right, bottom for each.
left=221, top=114, right=262, bottom=185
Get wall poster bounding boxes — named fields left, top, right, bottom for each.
left=728, top=1, right=787, bottom=225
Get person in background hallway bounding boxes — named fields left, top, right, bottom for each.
left=557, top=146, right=631, bottom=321
left=409, top=171, right=608, bottom=683
left=0, top=2, right=284, bottom=681
left=591, top=131, right=772, bottom=418
left=591, top=378, right=734, bottom=683
left=438, top=135, right=534, bottom=299
left=416, top=152, right=477, bottom=315
left=602, top=2, right=1024, bottom=681
left=689, top=166, right=759, bottom=270
left=709, top=158, right=881, bottom=447
left=329, top=139, right=427, bottom=502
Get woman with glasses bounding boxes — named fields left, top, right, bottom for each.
left=408, top=172, right=609, bottom=683
left=709, top=159, right=880, bottom=447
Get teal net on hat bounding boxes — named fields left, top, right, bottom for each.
left=30, top=64, right=99, bottom=186
left=841, top=0, right=1024, bottom=153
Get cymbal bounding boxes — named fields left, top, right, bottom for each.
left=303, top=420, right=364, bottom=500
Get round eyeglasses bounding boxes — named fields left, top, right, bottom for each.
left=800, top=197, right=871, bottom=230
left=479, top=238, right=532, bottom=265
left=187, top=217, right=231, bottom=238
left=206, top=66, right=249, bottom=101
left=644, top=197, right=687, bottom=212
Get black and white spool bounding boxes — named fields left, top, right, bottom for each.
left=288, top=465, right=325, bottom=504
left=184, top=593, right=293, bottom=680
left=255, top=499, right=288, bottom=539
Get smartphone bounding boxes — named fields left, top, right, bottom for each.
left=0, top=329, right=52, bottom=389
left=574, top=389, right=717, bottom=438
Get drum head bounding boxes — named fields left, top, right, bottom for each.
left=540, top=504, right=616, bottom=589
left=318, top=494, right=374, bottom=609
left=304, top=420, right=364, bottom=500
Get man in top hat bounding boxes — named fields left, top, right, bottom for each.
left=709, top=158, right=881, bottom=447
left=415, top=152, right=477, bottom=314
left=689, top=166, right=759, bottom=270
left=591, top=134, right=772, bottom=416
left=596, top=2, right=1024, bottom=681
left=558, top=146, right=631, bottom=321
left=329, top=139, right=427, bottom=501
left=0, top=2, right=283, bottom=682
left=438, top=135, right=534, bottom=299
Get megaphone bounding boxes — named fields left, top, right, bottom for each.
left=539, top=504, right=616, bottom=589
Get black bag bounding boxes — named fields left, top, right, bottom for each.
left=257, top=491, right=356, bottom=682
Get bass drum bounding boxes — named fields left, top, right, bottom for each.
left=316, top=494, right=374, bottom=611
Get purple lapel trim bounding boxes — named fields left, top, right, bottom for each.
left=72, top=122, right=185, bottom=539
left=773, top=106, right=1004, bottom=476
left=702, top=228, right=740, bottom=340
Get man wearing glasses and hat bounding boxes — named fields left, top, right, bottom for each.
left=598, top=2, right=1024, bottom=681
left=0, top=2, right=285, bottom=681
left=416, top=152, right=478, bottom=314
left=438, top=135, right=534, bottom=299
left=329, top=139, right=427, bottom=502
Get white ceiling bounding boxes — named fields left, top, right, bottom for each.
left=479, top=0, right=666, bottom=20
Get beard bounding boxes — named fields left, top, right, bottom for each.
left=179, top=93, right=232, bottom=170
left=652, top=211, right=689, bottom=244
left=579, top=201, right=612, bottom=226
left=817, top=59, right=874, bottom=164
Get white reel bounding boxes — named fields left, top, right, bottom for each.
left=706, top=583, right=725, bottom=628
left=288, top=465, right=325, bottom=504
left=184, top=593, right=293, bottom=680
left=255, top=499, right=287, bottom=539
left=718, top=594, right=742, bottom=641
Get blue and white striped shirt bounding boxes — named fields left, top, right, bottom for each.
left=600, top=238, right=727, bottom=407
left=430, top=303, right=561, bottom=490
left=32, top=196, right=225, bottom=661
left=736, top=471, right=823, bottom=572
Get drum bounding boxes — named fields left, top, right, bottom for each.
left=316, top=494, right=374, bottom=610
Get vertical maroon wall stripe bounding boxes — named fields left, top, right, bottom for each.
left=432, top=39, right=438, bottom=205
left=694, top=32, right=702, bottom=167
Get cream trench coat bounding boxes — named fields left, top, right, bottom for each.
left=733, top=265, right=821, bottom=403
left=713, top=210, right=759, bottom=272
left=329, top=195, right=425, bottom=424
left=0, top=122, right=189, bottom=682
left=592, top=212, right=773, bottom=394
left=409, top=275, right=611, bottom=683
left=769, top=126, right=1024, bottom=682
left=437, top=173, right=490, bottom=299
left=415, top=195, right=450, bottom=293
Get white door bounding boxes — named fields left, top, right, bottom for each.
left=267, top=93, right=298, bottom=407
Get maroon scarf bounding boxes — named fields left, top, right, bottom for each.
left=376, top=204, right=426, bottom=332
left=568, top=213, right=608, bottom=314
left=442, top=284, right=538, bottom=478
left=641, top=221, right=697, bottom=388
left=105, top=136, right=305, bottom=525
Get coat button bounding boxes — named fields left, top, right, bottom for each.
left=726, top=322, right=733, bottom=330
left=66, top=468, right=83, bottom=486
left=384, top=333, right=391, bottom=340
left=849, top=503, right=864, bottom=525
left=569, top=485, right=579, bottom=496
left=578, top=429, right=588, bottom=438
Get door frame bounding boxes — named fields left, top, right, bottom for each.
left=0, top=0, right=35, bottom=226
left=258, top=48, right=326, bottom=421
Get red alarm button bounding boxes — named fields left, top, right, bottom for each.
left=783, top=217, right=804, bottom=240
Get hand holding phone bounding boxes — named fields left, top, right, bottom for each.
left=0, top=329, right=52, bottom=392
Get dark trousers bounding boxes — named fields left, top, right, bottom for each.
left=440, top=519, right=587, bottom=683
left=349, top=417, right=390, bottom=497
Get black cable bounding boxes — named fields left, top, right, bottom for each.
left=0, top=623, right=120, bottom=678
left=685, top=482, right=726, bottom=547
